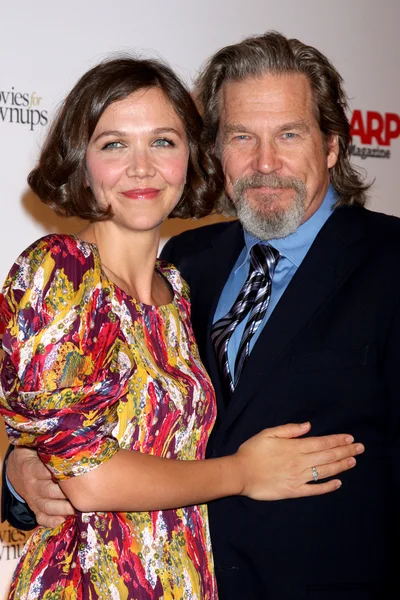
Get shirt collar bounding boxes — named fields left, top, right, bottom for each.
left=242, top=185, right=337, bottom=268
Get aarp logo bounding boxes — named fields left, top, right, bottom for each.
left=349, top=110, right=399, bottom=160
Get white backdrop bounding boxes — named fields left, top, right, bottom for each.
left=1, top=0, right=400, bottom=594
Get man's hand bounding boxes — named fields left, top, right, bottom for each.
left=7, top=447, right=74, bottom=528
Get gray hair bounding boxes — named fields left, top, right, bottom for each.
left=195, top=30, right=371, bottom=213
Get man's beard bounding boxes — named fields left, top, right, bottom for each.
left=231, top=173, right=307, bottom=240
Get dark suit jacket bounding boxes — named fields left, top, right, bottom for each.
left=160, top=205, right=400, bottom=600
left=3, top=205, right=400, bottom=599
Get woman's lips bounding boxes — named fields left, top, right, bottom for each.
left=121, top=188, right=161, bottom=199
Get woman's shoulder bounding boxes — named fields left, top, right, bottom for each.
left=2, top=233, right=98, bottom=300
left=0, top=234, right=100, bottom=337
left=10, top=233, right=94, bottom=274
left=156, top=259, right=190, bottom=301
left=18, top=233, right=94, bottom=265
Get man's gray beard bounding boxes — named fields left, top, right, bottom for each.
left=232, top=173, right=307, bottom=240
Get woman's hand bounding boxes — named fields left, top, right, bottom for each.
left=234, top=422, right=364, bottom=500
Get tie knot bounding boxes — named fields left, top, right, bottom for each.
left=250, top=244, right=280, bottom=278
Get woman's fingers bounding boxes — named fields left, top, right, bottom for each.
left=296, top=456, right=361, bottom=497
left=300, top=433, right=356, bottom=453
left=236, top=424, right=365, bottom=501
left=306, top=442, right=365, bottom=469
left=262, top=426, right=360, bottom=456
left=305, top=455, right=357, bottom=483
left=266, top=422, right=311, bottom=439
left=296, top=444, right=365, bottom=498
left=294, top=479, right=343, bottom=497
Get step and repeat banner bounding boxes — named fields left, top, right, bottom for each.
left=1, top=0, right=400, bottom=593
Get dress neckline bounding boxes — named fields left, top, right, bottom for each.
left=68, top=234, right=176, bottom=310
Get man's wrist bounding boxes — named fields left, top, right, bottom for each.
left=5, top=471, right=26, bottom=503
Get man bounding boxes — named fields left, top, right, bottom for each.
left=3, top=32, right=399, bottom=599
left=162, top=31, right=400, bottom=599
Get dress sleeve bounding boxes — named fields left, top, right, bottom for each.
left=0, top=236, right=124, bottom=480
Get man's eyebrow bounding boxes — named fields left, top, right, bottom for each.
left=221, top=123, right=250, bottom=136
left=278, top=120, right=311, bottom=133
left=220, top=120, right=312, bottom=139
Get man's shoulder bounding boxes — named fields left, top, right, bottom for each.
left=358, top=205, right=400, bottom=242
left=169, top=219, right=238, bottom=245
left=326, top=206, right=400, bottom=265
left=331, top=205, right=400, bottom=237
left=161, top=219, right=240, bottom=261
left=363, top=206, right=400, bottom=227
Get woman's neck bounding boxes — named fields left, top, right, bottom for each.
left=78, top=222, right=170, bottom=306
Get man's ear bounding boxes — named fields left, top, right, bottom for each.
left=84, top=167, right=91, bottom=189
left=326, top=134, right=339, bottom=169
left=213, top=137, right=221, bottom=160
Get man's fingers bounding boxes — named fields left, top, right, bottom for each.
left=42, top=479, right=68, bottom=500
left=36, top=498, right=75, bottom=517
left=11, top=447, right=52, bottom=480
left=36, top=513, right=68, bottom=529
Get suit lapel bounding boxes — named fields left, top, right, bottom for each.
left=219, top=206, right=370, bottom=432
left=187, top=221, right=245, bottom=416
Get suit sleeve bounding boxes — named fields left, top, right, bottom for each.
left=384, top=295, right=400, bottom=497
left=1, top=445, right=37, bottom=530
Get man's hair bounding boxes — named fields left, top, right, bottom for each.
left=195, top=30, right=370, bottom=210
left=28, top=56, right=223, bottom=221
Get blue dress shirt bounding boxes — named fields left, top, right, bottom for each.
left=213, top=185, right=336, bottom=378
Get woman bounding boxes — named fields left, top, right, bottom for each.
left=0, top=56, right=362, bottom=599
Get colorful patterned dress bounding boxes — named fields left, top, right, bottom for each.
left=0, top=234, right=218, bottom=600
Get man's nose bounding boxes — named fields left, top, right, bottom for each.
left=126, top=149, right=156, bottom=178
left=251, top=140, right=282, bottom=174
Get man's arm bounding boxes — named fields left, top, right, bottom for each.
left=2, top=446, right=37, bottom=530
left=2, top=446, right=74, bottom=529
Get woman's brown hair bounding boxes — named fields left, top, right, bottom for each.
left=28, top=56, right=223, bottom=220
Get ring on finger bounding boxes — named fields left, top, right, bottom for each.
left=311, top=466, right=319, bottom=482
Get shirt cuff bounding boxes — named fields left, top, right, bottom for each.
left=6, top=473, right=26, bottom=503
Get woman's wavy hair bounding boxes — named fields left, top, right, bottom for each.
left=28, top=56, right=223, bottom=220
left=195, top=30, right=371, bottom=213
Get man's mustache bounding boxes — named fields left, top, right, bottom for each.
left=233, top=174, right=306, bottom=194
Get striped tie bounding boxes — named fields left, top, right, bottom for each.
left=211, top=244, right=280, bottom=394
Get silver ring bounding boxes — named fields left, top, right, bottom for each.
left=311, top=466, right=319, bottom=482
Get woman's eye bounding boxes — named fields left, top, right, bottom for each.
left=102, top=141, right=123, bottom=150
left=152, top=138, right=175, bottom=148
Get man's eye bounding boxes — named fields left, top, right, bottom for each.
left=152, top=138, right=175, bottom=148
left=282, top=132, right=297, bottom=139
left=102, top=141, right=123, bottom=150
left=233, top=135, right=250, bottom=141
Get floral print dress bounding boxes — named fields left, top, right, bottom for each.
left=0, top=234, right=217, bottom=600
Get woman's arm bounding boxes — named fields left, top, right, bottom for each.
left=59, top=422, right=363, bottom=512
left=7, top=424, right=363, bottom=519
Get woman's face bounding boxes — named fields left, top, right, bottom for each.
left=85, top=87, right=189, bottom=233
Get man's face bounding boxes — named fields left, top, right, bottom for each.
left=217, top=73, right=339, bottom=239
